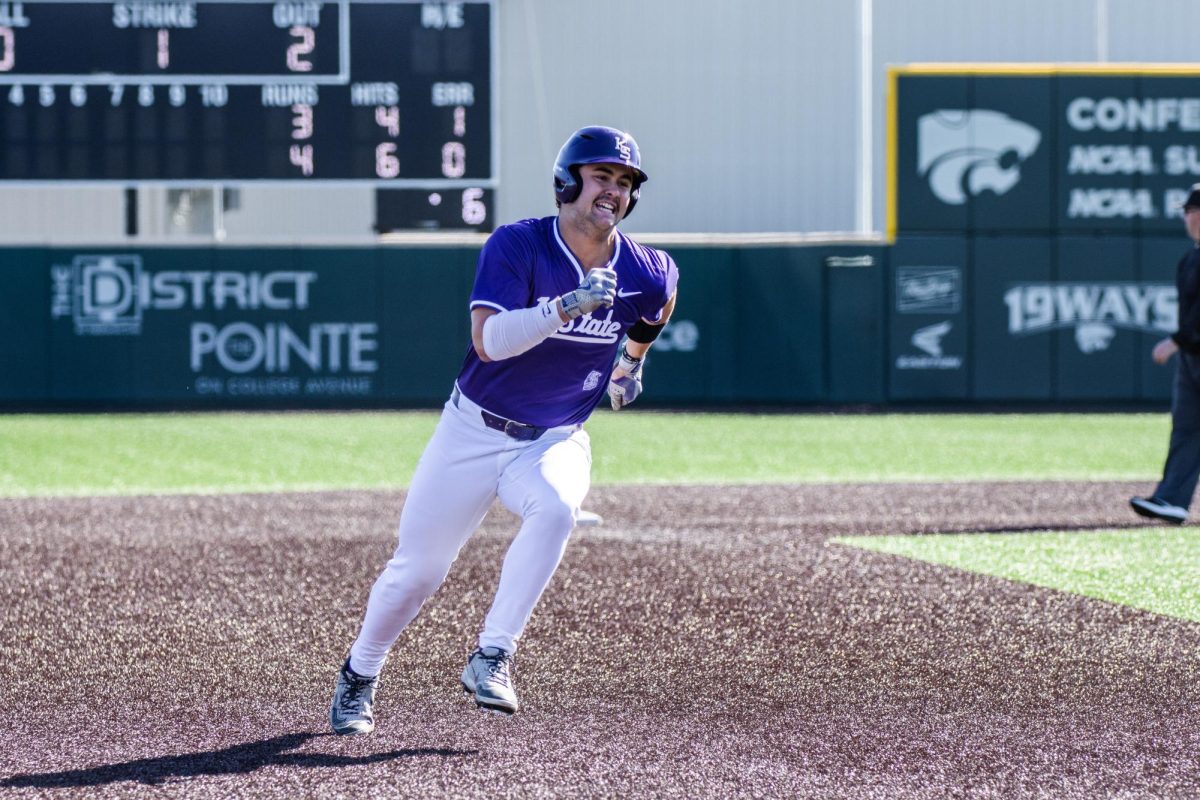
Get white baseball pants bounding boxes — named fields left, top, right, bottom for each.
left=348, top=387, right=592, bottom=678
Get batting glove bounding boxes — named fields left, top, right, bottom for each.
left=561, top=268, right=617, bottom=319
left=608, top=345, right=644, bottom=411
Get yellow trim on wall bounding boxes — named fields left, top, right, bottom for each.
left=885, top=68, right=899, bottom=242
left=896, top=62, right=1200, bottom=76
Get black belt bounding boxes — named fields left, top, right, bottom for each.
left=452, top=386, right=548, bottom=441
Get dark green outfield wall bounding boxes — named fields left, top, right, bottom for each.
left=0, top=238, right=1178, bottom=409
left=0, top=244, right=888, bottom=409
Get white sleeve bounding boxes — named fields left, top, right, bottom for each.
left=481, top=300, right=564, bottom=360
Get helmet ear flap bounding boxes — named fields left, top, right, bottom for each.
left=553, top=164, right=583, bottom=207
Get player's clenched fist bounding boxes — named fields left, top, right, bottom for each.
left=560, top=268, right=617, bottom=319
left=608, top=344, right=644, bottom=410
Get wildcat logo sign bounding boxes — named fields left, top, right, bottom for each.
left=918, top=109, right=1042, bottom=205
left=1004, top=282, right=1175, bottom=353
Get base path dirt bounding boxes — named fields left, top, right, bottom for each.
left=1, top=481, right=1197, bottom=799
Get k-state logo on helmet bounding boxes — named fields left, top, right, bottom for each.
left=615, top=135, right=632, bottom=163
left=917, top=109, right=1041, bottom=205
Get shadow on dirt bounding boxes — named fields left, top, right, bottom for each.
left=898, top=521, right=1163, bottom=535
left=1, top=731, right=477, bottom=789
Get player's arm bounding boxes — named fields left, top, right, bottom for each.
left=608, top=289, right=677, bottom=410
left=623, top=290, right=677, bottom=360
left=470, top=269, right=618, bottom=362
left=470, top=308, right=500, bottom=362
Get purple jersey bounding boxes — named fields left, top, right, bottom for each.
left=457, top=216, right=679, bottom=427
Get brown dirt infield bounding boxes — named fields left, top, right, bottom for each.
left=1, top=481, right=1198, bottom=799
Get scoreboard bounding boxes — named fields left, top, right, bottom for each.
left=0, top=0, right=495, bottom=228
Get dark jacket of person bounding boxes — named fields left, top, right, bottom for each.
left=1172, top=245, right=1200, bottom=355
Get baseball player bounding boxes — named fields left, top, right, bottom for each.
left=330, top=125, right=680, bottom=733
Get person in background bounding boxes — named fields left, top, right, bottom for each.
left=1130, top=183, right=1200, bottom=525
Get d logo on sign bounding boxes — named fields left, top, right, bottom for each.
left=51, top=255, right=145, bottom=335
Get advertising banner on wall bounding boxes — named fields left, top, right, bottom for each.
left=909, top=233, right=1177, bottom=403
left=14, top=247, right=475, bottom=406
left=49, top=252, right=378, bottom=401
left=888, top=237, right=969, bottom=400
left=890, top=66, right=1200, bottom=237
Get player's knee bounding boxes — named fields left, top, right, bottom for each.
left=382, top=554, right=452, bottom=599
left=527, top=497, right=577, bottom=536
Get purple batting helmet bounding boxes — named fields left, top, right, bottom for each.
left=553, top=125, right=649, bottom=218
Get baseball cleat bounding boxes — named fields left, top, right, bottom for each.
left=460, top=646, right=518, bottom=715
left=1130, top=496, right=1187, bottom=524
left=330, top=658, right=380, bottom=735
left=575, top=509, right=604, bottom=527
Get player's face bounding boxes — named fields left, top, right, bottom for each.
left=1187, top=207, right=1200, bottom=242
left=572, top=163, right=636, bottom=227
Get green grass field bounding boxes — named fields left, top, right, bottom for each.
left=0, top=410, right=1172, bottom=496
left=835, top=529, right=1200, bottom=623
